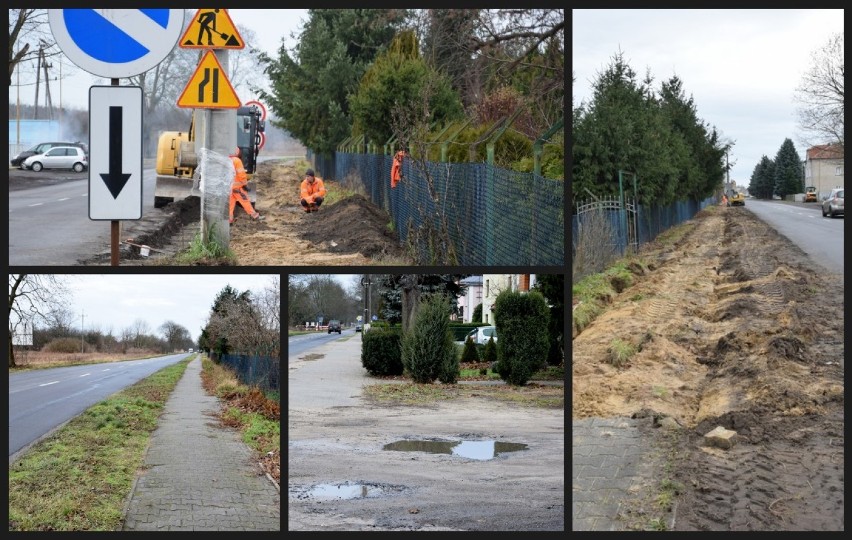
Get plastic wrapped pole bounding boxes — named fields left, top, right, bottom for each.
left=196, top=147, right=232, bottom=249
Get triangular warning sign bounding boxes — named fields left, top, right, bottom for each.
left=179, top=9, right=245, bottom=49
left=177, top=51, right=241, bottom=109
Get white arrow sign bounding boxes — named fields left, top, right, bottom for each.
left=49, top=9, right=184, bottom=78
left=89, top=86, right=142, bottom=220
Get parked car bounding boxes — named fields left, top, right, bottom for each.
left=327, top=320, right=342, bottom=334
left=22, top=146, right=88, bottom=172
left=11, top=141, right=88, bottom=168
left=355, top=323, right=363, bottom=332
left=465, top=325, right=497, bottom=345
left=822, top=188, right=844, bottom=218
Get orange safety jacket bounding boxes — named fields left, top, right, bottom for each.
left=231, top=156, right=248, bottom=191
left=391, top=150, right=405, bottom=188
left=300, top=177, right=326, bottom=203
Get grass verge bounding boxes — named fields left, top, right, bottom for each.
left=8, top=357, right=193, bottom=531
left=363, top=382, right=563, bottom=409
left=171, top=229, right=236, bottom=265
left=199, top=355, right=280, bottom=485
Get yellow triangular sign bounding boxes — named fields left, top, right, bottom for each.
left=177, top=51, right=241, bottom=109
left=179, top=9, right=245, bottom=49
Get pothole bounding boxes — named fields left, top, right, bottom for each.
left=382, top=439, right=528, bottom=460
left=289, top=482, right=403, bottom=500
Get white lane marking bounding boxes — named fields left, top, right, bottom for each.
left=102, top=369, right=110, bottom=371
left=58, top=197, right=70, bottom=201
left=28, top=203, right=44, bottom=207
left=39, top=381, right=60, bottom=386
left=80, top=373, right=90, bottom=377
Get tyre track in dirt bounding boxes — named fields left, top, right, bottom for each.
left=572, top=206, right=844, bottom=531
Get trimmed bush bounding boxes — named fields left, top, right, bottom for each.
left=494, top=290, right=550, bottom=386
left=401, top=294, right=458, bottom=383
left=483, top=336, right=497, bottom=363
left=361, top=328, right=404, bottom=376
left=460, top=336, right=480, bottom=363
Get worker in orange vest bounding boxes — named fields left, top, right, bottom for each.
left=229, top=147, right=263, bottom=224
left=390, top=149, right=406, bottom=188
left=300, top=169, right=327, bottom=212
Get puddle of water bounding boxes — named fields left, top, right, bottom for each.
left=295, top=483, right=380, bottom=500
left=383, top=439, right=528, bottom=460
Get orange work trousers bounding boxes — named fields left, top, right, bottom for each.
left=229, top=188, right=255, bottom=220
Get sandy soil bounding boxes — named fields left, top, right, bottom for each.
left=82, top=159, right=413, bottom=266
left=572, top=206, right=844, bottom=531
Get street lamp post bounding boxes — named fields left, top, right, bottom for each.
left=360, top=275, right=373, bottom=330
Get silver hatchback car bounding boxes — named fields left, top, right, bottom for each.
left=822, top=188, right=844, bottom=218
left=22, top=146, right=88, bottom=173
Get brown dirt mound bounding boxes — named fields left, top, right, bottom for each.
left=299, top=194, right=406, bottom=259
left=572, top=206, right=844, bottom=531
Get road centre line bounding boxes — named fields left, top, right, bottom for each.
left=80, top=373, right=90, bottom=377
left=39, top=381, right=59, bottom=387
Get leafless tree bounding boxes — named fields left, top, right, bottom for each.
left=120, top=326, right=135, bottom=353
left=8, top=274, right=72, bottom=367
left=794, top=32, right=844, bottom=150
left=131, top=318, right=151, bottom=349
left=159, top=320, right=192, bottom=352
left=258, top=275, right=281, bottom=333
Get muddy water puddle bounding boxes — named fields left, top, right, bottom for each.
left=289, top=482, right=405, bottom=501
left=383, top=439, right=528, bottom=460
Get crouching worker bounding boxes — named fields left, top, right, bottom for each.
left=229, top=147, right=264, bottom=224
left=300, top=169, right=327, bottom=213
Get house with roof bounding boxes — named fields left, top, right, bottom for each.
left=804, top=143, right=844, bottom=200
left=456, top=275, right=483, bottom=323
left=481, top=274, right=536, bottom=325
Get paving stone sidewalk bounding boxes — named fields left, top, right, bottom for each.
left=572, top=417, right=661, bottom=531
left=123, top=357, right=280, bottom=531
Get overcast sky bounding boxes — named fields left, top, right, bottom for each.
left=48, top=274, right=278, bottom=342
left=572, top=9, right=843, bottom=184
left=13, top=9, right=308, bottom=112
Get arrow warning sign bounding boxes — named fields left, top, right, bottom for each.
left=177, top=50, right=241, bottom=108
left=101, top=106, right=132, bottom=199
left=179, top=9, right=244, bottom=49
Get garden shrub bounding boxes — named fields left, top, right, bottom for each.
left=361, top=328, right=404, bottom=376
left=483, top=336, right=497, bottom=363
left=460, top=336, right=480, bottom=363
left=494, top=290, right=550, bottom=386
left=401, top=294, right=458, bottom=383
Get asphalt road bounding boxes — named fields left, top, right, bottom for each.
left=288, top=329, right=356, bottom=359
left=8, top=167, right=157, bottom=265
left=9, top=353, right=190, bottom=461
left=743, top=199, right=843, bottom=273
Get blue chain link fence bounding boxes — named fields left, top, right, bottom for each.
left=324, top=151, right=563, bottom=266
left=572, top=195, right=717, bottom=271
left=214, top=354, right=280, bottom=392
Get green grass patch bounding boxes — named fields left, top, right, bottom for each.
left=8, top=357, right=192, bottom=531
left=459, top=368, right=501, bottom=380
left=654, top=220, right=695, bottom=247
left=607, top=338, right=636, bottom=368
left=323, top=184, right=362, bottom=206
left=288, top=330, right=311, bottom=336
left=222, top=407, right=280, bottom=455
left=172, top=229, right=236, bottom=265
left=363, top=382, right=563, bottom=409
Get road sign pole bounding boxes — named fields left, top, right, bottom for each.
left=111, top=77, right=120, bottom=266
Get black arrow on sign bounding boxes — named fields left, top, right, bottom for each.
left=100, top=106, right=131, bottom=199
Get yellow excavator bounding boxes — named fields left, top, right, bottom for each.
left=154, top=104, right=265, bottom=208
left=728, top=189, right=745, bottom=206
left=805, top=186, right=818, bottom=203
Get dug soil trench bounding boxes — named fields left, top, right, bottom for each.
left=90, top=159, right=412, bottom=266
left=572, top=206, right=844, bottom=531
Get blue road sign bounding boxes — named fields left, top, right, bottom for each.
left=49, top=9, right=184, bottom=79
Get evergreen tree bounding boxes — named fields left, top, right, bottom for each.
left=773, top=138, right=804, bottom=199
left=460, top=336, right=480, bottom=363
left=748, top=155, right=776, bottom=199
left=472, top=303, right=482, bottom=323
